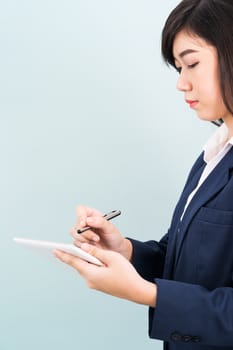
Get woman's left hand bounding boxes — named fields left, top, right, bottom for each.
left=54, top=244, right=157, bottom=307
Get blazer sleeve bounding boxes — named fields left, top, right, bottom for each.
left=149, top=278, right=233, bottom=347
left=128, top=233, right=168, bottom=282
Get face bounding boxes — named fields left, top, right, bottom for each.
left=173, top=30, right=231, bottom=123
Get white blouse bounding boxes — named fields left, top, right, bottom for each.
left=181, top=123, right=233, bottom=220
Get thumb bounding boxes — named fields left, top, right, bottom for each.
left=81, top=243, right=111, bottom=265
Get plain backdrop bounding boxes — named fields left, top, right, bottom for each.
left=1, top=1, right=215, bottom=349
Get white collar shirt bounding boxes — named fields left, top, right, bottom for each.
left=181, top=123, right=233, bottom=220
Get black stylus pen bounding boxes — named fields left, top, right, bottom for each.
left=77, top=210, right=121, bottom=234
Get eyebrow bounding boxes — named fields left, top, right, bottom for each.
left=178, top=49, right=198, bottom=58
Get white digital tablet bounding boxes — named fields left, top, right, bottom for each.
left=13, top=237, right=103, bottom=266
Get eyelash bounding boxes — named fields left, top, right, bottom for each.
left=176, top=62, right=199, bottom=74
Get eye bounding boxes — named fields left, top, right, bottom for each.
left=188, top=62, right=199, bottom=69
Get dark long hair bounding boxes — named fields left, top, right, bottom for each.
left=161, top=0, right=233, bottom=122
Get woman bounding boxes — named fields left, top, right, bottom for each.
left=55, top=0, right=233, bottom=348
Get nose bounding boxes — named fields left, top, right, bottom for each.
left=176, top=72, right=192, bottom=92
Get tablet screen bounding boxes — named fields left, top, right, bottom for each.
left=13, top=237, right=103, bottom=266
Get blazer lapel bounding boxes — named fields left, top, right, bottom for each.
left=174, top=146, right=233, bottom=268
left=163, top=155, right=206, bottom=278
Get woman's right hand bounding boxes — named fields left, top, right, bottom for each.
left=70, top=205, right=133, bottom=260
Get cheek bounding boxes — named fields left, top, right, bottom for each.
left=196, top=75, right=226, bottom=119
left=207, top=84, right=226, bottom=114
left=197, top=71, right=223, bottom=105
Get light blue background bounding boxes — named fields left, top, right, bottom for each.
left=1, top=1, right=215, bottom=349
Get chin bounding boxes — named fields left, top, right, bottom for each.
left=196, top=112, right=218, bottom=122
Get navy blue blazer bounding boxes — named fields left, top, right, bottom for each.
left=130, top=147, right=233, bottom=350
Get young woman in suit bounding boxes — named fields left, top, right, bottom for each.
left=55, top=0, right=233, bottom=348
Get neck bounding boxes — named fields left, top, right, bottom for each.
left=222, top=114, right=233, bottom=139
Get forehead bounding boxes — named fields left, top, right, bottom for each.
left=173, top=30, right=214, bottom=59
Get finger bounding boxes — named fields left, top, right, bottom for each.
left=72, top=213, right=108, bottom=239
left=81, top=243, right=112, bottom=265
left=70, top=226, right=78, bottom=236
left=70, top=225, right=89, bottom=238
left=54, top=250, right=87, bottom=271
left=76, top=205, right=102, bottom=223
left=70, top=226, right=98, bottom=240
left=74, top=233, right=100, bottom=244
left=73, top=235, right=87, bottom=247
left=76, top=205, right=91, bottom=218
left=54, top=250, right=100, bottom=277
left=75, top=206, right=103, bottom=232
left=70, top=225, right=100, bottom=242
left=85, top=216, right=116, bottom=233
left=73, top=206, right=90, bottom=231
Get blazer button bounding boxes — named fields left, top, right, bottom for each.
left=183, top=335, right=192, bottom=342
left=171, top=332, right=182, bottom=341
left=192, top=336, right=201, bottom=343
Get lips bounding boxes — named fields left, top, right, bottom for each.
left=185, top=99, right=198, bottom=108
